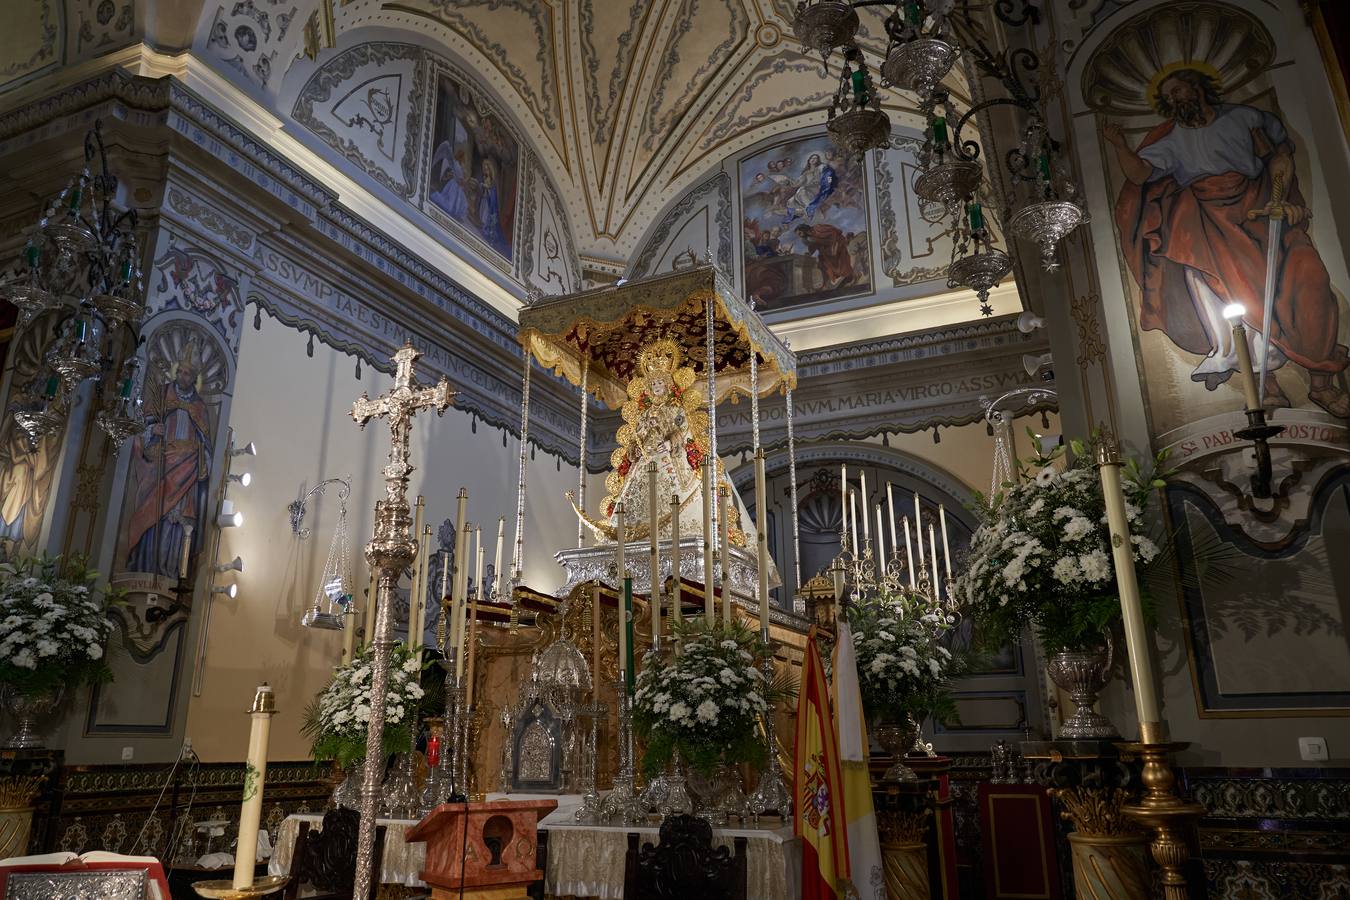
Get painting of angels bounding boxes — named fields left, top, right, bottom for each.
left=740, top=134, right=872, bottom=312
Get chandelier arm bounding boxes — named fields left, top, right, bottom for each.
left=944, top=0, right=1042, bottom=106
left=950, top=96, right=1027, bottom=161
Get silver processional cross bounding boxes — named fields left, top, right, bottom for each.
left=350, top=342, right=454, bottom=900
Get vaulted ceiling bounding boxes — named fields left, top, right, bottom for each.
left=196, top=0, right=972, bottom=267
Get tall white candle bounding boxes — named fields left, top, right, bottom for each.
left=860, top=470, right=869, bottom=540
left=670, top=493, right=682, bottom=630
left=413, top=524, right=432, bottom=647
left=467, top=536, right=484, bottom=706
left=1098, top=444, right=1163, bottom=734
left=454, top=522, right=471, bottom=679
left=850, top=491, right=859, bottom=556
left=702, top=459, right=715, bottom=625
left=903, top=517, right=916, bottom=589
left=1232, top=320, right=1261, bottom=411
left=754, top=449, right=770, bottom=639
left=840, top=465, right=848, bottom=534
left=410, top=495, right=426, bottom=644
left=914, top=493, right=925, bottom=570
left=929, top=522, right=941, bottom=600
left=231, top=684, right=275, bottom=890
left=491, top=516, right=505, bottom=600
left=649, top=462, right=660, bottom=651
left=886, top=483, right=898, bottom=551
left=450, top=488, right=468, bottom=670
left=875, top=505, right=886, bottom=575
left=616, top=503, right=628, bottom=676
left=719, top=485, right=731, bottom=624
left=939, top=504, right=953, bottom=579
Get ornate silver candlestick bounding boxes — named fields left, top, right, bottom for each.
left=574, top=699, right=606, bottom=823
left=598, top=675, right=643, bottom=825
left=749, top=643, right=792, bottom=823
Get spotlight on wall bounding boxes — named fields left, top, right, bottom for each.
left=215, top=556, right=244, bottom=574
left=217, top=499, right=243, bottom=528
left=212, top=583, right=239, bottom=599
left=1023, top=352, right=1055, bottom=382
left=1016, top=311, right=1047, bottom=333
left=230, top=441, right=258, bottom=457
left=1222, top=302, right=1246, bottom=321
left=229, top=472, right=252, bottom=487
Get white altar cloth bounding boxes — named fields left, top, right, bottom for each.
left=536, top=797, right=801, bottom=900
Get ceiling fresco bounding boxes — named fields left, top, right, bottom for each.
left=193, top=0, right=973, bottom=268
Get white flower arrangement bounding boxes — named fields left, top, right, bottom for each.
left=303, top=642, right=426, bottom=769
left=951, top=436, right=1166, bottom=652
left=849, top=592, right=960, bottom=725
left=0, top=556, right=115, bottom=697
left=633, top=619, right=769, bottom=776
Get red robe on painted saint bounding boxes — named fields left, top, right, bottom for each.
left=1114, top=103, right=1348, bottom=384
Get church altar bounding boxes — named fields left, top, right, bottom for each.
left=268, top=800, right=802, bottom=900
left=270, top=813, right=428, bottom=888
left=537, top=797, right=800, bottom=900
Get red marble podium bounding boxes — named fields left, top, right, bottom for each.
left=405, top=799, right=557, bottom=899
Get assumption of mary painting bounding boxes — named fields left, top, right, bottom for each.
left=1086, top=1, right=1350, bottom=440
left=425, top=72, right=519, bottom=263
left=740, top=134, right=872, bottom=312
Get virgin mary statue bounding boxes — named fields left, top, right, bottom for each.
left=568, top=339, right=764, bottom=561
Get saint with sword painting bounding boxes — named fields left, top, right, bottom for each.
left=1107, top=63, right=1350, bottom=419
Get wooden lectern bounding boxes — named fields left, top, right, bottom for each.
left=405, top=799, right=557, bottom=899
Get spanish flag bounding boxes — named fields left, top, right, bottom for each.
left=795, top=627, right=850, bottom=899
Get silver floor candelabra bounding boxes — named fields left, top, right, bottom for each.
left=749, top=644, right=792, bottom=822
left=598, top=675, right=643, bottom=825
left=574, top=699, right=606, bottom=823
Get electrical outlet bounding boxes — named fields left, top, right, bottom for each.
left=1299, top=736, right=1328, bottom=762
left=121, top=746, right=134, bottom=761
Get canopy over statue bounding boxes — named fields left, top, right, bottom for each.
left=511, top=265, right=798, bottom=602
left=517, top=266, right=797, bottom=409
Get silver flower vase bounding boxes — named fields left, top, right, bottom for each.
left=329, top=764, right=363, bottom=809
left=3, top=685, right=63, bottom=749
left=1046, top=639, right=1119, bottom=739
left=381, top=753, right=419, bottom=819
left=873, top=717, right=919, bottom=782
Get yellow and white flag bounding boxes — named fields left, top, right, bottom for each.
left=833, top=617, right=885, bottom=900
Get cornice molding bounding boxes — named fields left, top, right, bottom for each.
left=0, top=66, right=585, bottom=463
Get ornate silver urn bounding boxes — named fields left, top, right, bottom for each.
left=1046, top=640, right=1119, bottom=739
left=873, top=717, right=920, bottom=782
